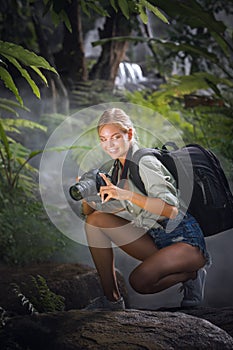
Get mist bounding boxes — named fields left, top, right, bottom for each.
left=4, top=73, right=232, bottom=311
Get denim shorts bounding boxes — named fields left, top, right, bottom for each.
left=147, top=212, right=211, bottom=267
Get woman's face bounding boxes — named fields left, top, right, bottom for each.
left=99, top=124, right=132, bottom=161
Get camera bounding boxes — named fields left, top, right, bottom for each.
left=69, top=168, right=110, bottom=201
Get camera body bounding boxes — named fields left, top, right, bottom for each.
left=69, top=168, right=109, bottom=201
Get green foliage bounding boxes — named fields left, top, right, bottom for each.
left=0, top=40, right=57, bottom=105
left=153, top=0, right=230, bottom=56
left=0, top=188, right=68, bottom=266
left=148, top=1, right=233, bottom=79
left=127, top=73, right=233, bottom=180
left=30, top=275, right=65, bottom=313
left=0, top=116, right=46, bottom=194
left=138, top=0, right=169, bottom=24
left=80, top=0, right=109, bottom=17
left=79, top=0, right=169, bottom=23
left=11, top=275, right=65, bottom=314
left=43, top=0, right=72, bottom=32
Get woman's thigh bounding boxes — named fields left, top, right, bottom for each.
left=85, top=211, right=159, bottom=260
left=133, top=242, right=206, bottom=281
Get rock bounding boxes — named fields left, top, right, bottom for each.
left=0, top=263, right=129, bottom=314
left=179, top=306, right=233, bottom=338
left=1, top=309, right=233, bottom=350
left=1, top=263, right=233, bottom=349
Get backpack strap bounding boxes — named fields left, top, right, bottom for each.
left=129, top=148, right=163, bottom=195
left=129, top=145, right=182, bottom=194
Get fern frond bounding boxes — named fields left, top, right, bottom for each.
left=0, top=41, right=57, bottom=73
left=0, top=66, right=23, bottom=105
left=1, top=54, right=41, bottom=98
left=0, top=98, right=30, bottom=116
left=11, top=283, right=38, bottom=315
left=2, top=118, right=47, bottom=133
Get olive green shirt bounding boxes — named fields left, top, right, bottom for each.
left=97, top=144, right=179, bottom=230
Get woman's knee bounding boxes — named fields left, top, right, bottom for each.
left=129, top=267, right=156, bottom=294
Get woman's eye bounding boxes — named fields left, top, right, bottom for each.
left=100, top=134, right=122, bottom=143
left=112, top=134, right=121, bottom=140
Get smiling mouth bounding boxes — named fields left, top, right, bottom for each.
left=107, top=148, right=119, bottom=154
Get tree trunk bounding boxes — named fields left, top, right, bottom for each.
left=89, top=10, right=132, bottom=86
left=61, top=0, right=88, bottom=82
left=32, top=9, right=69, bottom=114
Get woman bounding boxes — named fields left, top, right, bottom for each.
left=81, top=108, right=210, bottom=310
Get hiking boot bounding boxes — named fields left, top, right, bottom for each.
left=180, top=268, right=207, bottom=307
left=84, top=296, right=125, bottom=311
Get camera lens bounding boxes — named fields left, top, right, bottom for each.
left=69, top=184, right=83, bottom=201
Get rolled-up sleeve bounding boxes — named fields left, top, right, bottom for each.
left=138, top=155, right=179, bottom=207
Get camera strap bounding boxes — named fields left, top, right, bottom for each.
left=111, top=147, right=133, bottom=188
left=111, top=159, right=120, bottom=185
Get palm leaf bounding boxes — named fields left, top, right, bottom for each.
left=1, top=54, right=41, bottom=98
left=0, top=98, right=29, bottom=110
left=152, top=0, right=230, bottom=56
left=118, top=0, right=130, bottom=19
left=0, top=67, right=23, bottom=105
left=30, top=66, right=48, bottom=86
left=0, top=104, right=19, bottom=116
left=0, top=120, right=11, bottom=160
left=138, top=3, right=148, bottom=24
left=140, top=0, right=169, bottom=24
left=2, top=118, right=47, bottom=132
left=110, top=0, right=118, bottom=12
left=0, top=41, right=57, bottom=73
left=92, top=35, right=219, bottom=66
left=150, top=73, right=233, bottom=105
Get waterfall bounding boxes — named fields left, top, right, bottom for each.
left=115, top=61, right=147, bottom=90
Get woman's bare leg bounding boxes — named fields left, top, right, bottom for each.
left=85, top=211, right=158, bottom=301
left=129, top=243, right=206, bottom=294
left=85, top=211, right=206, bottom=300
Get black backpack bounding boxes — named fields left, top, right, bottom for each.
left=126, top=142, right=233, bottom=237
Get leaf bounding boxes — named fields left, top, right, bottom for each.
left=30, top=66, right=48, bottom=86
left=56, top=9, right=72, bottom=32
left=118, top=0, right=129, bottom=19
left=10, top=142, right=30, bottom=159
left=211, top=31, right=230, bottom=57
left=80, top=0, right=90, bottom=16
left=0, top=120, right=11, bottom=160
left=87, top=3, right=109, bottom=17
left=0, top=67, right=23, bottom=105
left=153, top=39, right=219, bottom=63
left=3, top=118, right=47, bottom=132
left=1, top=54, right=41, bottom=98
left=42, top=0, right=53, bottom=16
left=152, top=0, right=229, bottom=55
left=92, top=36, right=145, bottom=47
left=92, top=35, right=221, bottom=69
left=0, top=103, right=19, bottom=116
left=138, top=4, right=148, bottom=24
left=110, top=0, right=118, bottom=12
left=0, top=41, right=57, bottom=73
left=47, top=1, right=72, bottom=32
left=28, top=149, right=44, bottom=158
left=141, top=0, right=169, bottom=24
left=0, top=98, right=29, bottom=111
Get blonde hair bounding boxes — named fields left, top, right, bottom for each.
left=97, top=108, right=137, bottom=142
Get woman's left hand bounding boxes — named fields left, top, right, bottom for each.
left=99, top=173, right=131, bottom=203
